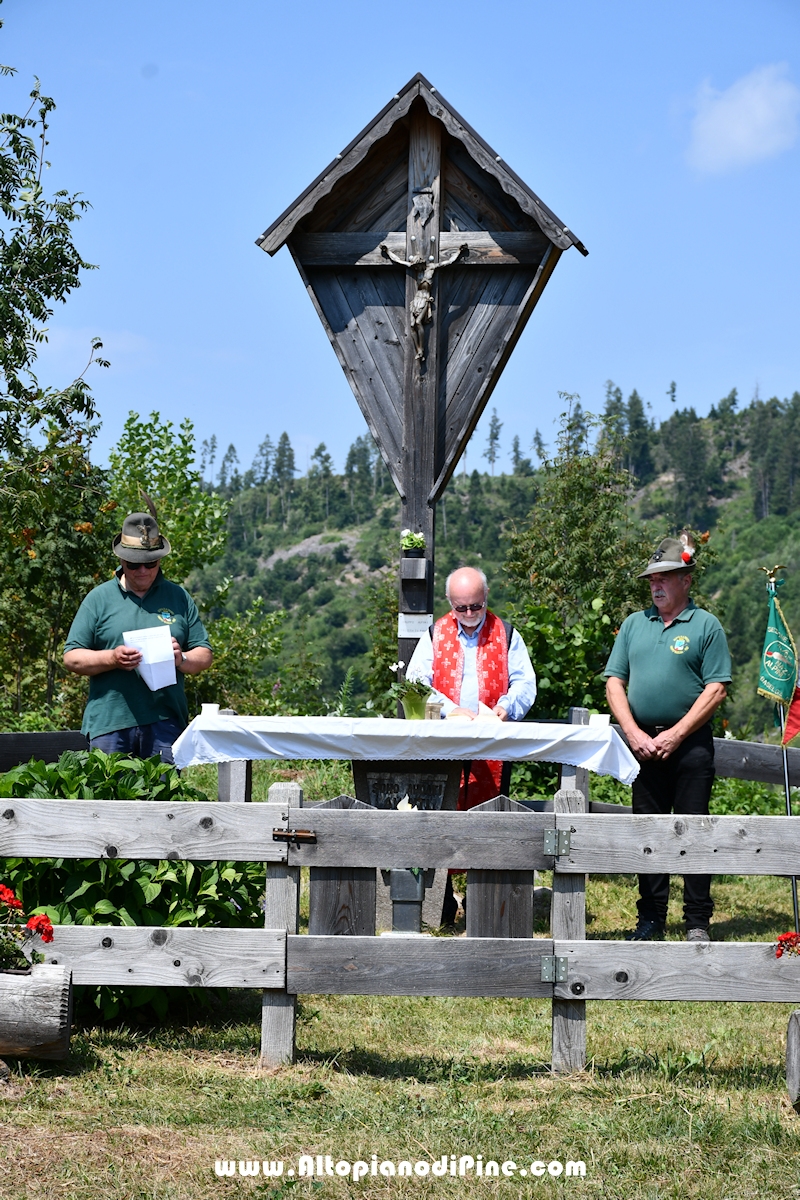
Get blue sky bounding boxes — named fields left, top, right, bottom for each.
left=3, top=0, right=800, bottom=479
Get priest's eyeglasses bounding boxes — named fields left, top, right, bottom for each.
left=451, top=602, right=485, bottom=614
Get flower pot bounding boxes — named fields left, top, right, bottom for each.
left=0, top=963, right=72, bottom=1060
left=401, top=692, right=430, bottom=720
left=402, top=548, right=425, bottom=558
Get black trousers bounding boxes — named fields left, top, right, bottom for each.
left=632, top=724, right=715, bottom=929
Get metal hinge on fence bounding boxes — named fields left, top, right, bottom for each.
left=540, top=955, right=569, bottom=983
left=543, top=829, right=571, bottom=856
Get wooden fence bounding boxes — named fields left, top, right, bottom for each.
left=3, top=781, right=800, bottom=1088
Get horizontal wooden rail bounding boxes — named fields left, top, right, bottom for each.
left=555, top=814, right=800, bottom=876
left=284, top=809, right=552, bottom=869
left=37, top=927, right=286, bottom=988
left=611, top=725, right=800, bottom=787
left=0, top=800, right=288, bottom=861
left=552, top=940, right=800, bottom=1002
left=287, top=935, right=554, bottom=998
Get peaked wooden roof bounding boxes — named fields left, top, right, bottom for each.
left=257, top=72, right=588, bottom=258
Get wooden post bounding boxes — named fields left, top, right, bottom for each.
left=217, top=710, right=252, bottom=803
left=217, top=760, right=252, bottom=804
left=260, top=781, right=302, bottom=1067
left=788, top=1009, right=800, bottom=1113
left=551, top=706, right=589, bottom=1073
left=398, top=105, right=441, bottom=668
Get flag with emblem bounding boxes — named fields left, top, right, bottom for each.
left=757, top=594, right=798, bottom=707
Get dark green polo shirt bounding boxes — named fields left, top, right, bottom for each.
left=64, top=569, right=211, bottom=739
left=604, top=599, right=731, bottom=728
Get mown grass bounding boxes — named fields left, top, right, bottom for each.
left=1, top=869, right=799, bottom=1198
left=2, top=767, right=800, bottom=1198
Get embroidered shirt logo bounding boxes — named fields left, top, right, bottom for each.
left=670, top=635, right=690, bottom=655
left=156, top=608, right=176, bottom=625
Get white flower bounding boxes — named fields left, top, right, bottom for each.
left=400, top=528, right=411, bottom=537
left=397, top=795, right=417, bottom=811
left=389, top=660, right=405, bottom=672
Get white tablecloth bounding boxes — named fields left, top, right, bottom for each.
left=173, top=715, right=639, bottom=784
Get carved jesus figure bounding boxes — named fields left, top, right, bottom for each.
left=380, top=242, right=468, bottom=360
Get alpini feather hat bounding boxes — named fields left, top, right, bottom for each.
left=638, top=532, right=696, bottom=578
left=112, top=490, right=171, bottom=562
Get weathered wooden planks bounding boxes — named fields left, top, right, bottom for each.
left=283, top=809, right=552, bottom=869
left=37, top=926, right=285, bottom=988
left=287, top=935, right=554, bottom=997
left=555, top=813, right=800, bottom=876
left=292, top=231, right=548, bottom=267
left=553, top=940, right=800, bottom=1002
left=0, top=800, right=288, bottom=861
left=308, top=797, right=376, bottom=937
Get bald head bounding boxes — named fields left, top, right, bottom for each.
left=446, top=567, right=489, bottom=629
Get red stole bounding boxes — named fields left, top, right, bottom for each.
left=432, top=611, right=509, bottom=810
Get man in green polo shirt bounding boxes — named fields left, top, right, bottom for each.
left=63, top=510, right=213, bottom=764
left=604, top=536, right=731, bottom=943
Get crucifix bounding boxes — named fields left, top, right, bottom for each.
left=257, top=73, right=587, bottom=665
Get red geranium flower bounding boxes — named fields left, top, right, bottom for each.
left=25, top=913, right=54, bottom=944
left=775, top=931, right=800, bottom=958
left=0, top=883, right=22, bottom=910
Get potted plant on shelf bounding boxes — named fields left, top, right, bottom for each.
left=401, top=529, right=426, bottom=558
left=386, top=660, right=432, bottom=720
left=0, top=884, right=72, bottom=1060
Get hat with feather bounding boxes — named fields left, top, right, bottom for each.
left=638, top=531, right=697, bottom=578
left=112, top=490, right=171, bottom=562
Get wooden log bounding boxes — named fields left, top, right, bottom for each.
left=308, top=798, right=376, bottom=936
left=553, top=940, right=800, bottom=1002
left=556, top=813, right=800, bottom=876
left=787, top=1010, right=800, bottom=1113
left=0, top=965, right=72, bottom=1059
left=0, top=800, right=288, bottom=861
left=37, top=927, right=285, bottom=988
left=467, top=797, right=535, bottom=938
left=282, top=809, right=552, bottom=869
left=261, top=782, right=302, bottom=1068
left=287, top=935, right=554, bottom=998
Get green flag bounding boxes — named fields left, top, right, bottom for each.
left=758, top=595, right=798, bottom=706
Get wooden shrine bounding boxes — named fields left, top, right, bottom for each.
left=257, top=73, right=587, bottom=662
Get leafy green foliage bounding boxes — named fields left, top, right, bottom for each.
left=505, top=401, right=651, bottom=628
left=108, top=411, right=229, bottom=583
left=0, top=750, right=267, bottom=1020
left=0, top=749, right=209, bottom=802
left=184, top=593, right=284, bottom=715
left=0, top=66, right=107, bottom=523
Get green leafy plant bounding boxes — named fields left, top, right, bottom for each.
left=400, top=528, right=425, bottom=551
left=0, top=751, right=266, bottom=1019
left=109, top=411, right=229, bottom=583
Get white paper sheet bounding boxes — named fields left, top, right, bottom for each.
left=122, top=625, right=177, bottom=691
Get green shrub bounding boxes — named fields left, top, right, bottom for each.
left=0, top=751, right=267, bottom=1021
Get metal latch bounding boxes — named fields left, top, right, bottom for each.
left=272, top=828, right=317, bottom=847
left=543, top=829, right=571, bottom=856
left=540, top=955, right=569, bottom=983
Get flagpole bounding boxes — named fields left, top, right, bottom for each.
left=776, top=705, right=800, bottom=935
left=761, top=566, right=800, bottom=936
